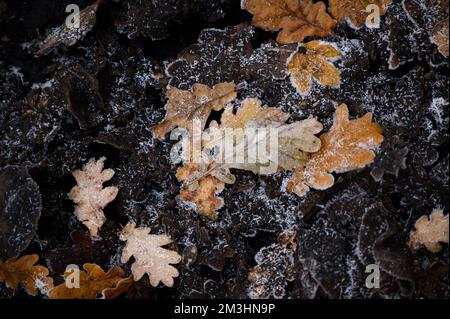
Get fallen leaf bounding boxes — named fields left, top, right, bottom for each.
left=0, top=254, right=53, bottom=296
left=288, top=104, right=384, bottom=196
left=49, top=264, right=128, bottom=299
left=288, top=40, right=341, bottom=95
left=68, top=157, right=119, bottom=237
left=151, top=82, right=237, bottom=139
left=410, top=209, right=449, bottom=253
left=329, top=0, right=392, bottom=29
left=120, top=223, right=181, bottom=287
left=101, top=276, right=134, bottom=299
left=36, top=0, right=106, bottom=57
left=431, top=18, right=449, bottom=57
left=243, top=0, right=336, bottom=44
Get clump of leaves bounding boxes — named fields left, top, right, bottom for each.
left=329, top=0, right=392, bottom=29
left=0, top=254, right=53, bottom=296
left=243, top=0, right=336, bottom=44
left=68, top=157, right=119, bottom=237
left=49, top=264, right=131, bottom=299
left=288, top=104, right=384, bottom=196
left=410, top=209, right=449, bottom=253
left=120, top=223, right=182, bottom=287
left=247, top=230, right=297, bottom=299
left=288, top=40, right=341, bottom=95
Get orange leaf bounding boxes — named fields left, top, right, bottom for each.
left=287, top=104, right=383, bottom=196
left=329, top=0, right=391, bottom=29
left=48, top=264, right=128, bottom=299
left=288, top=40, right=341, bottom=95
left=431, top=18, right=449, bottom=57
left=243, top=0, right=336, bottom=44
left=0, top=254, right=54, bottom=296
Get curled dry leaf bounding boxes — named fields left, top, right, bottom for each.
left=49, top=264, right=129, bottom=299
left=431, top=18, right=449, bottom=57
left=151, top=82, right=237, bottom=139
left=329, top=0, right=392, bottom=29
left=120, top=223, right=182, bottom=287
left=287, top=104, right=384, bottom=196
left=243, top=0, right=336, bottom=44
left=288, top=40, right=341, bottom=95
left=101, top=276, right=134, bottom=299
left=0, top=254, right=53, bottom=296
left=36, top=0, right=106, bottom=57
left=68, top=157, right=119, bottom=237
left=410, top=209, right=449, bottom=253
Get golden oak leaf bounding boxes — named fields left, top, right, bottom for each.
left=68, top=157, right=118, bottom=237
left=120, top=223, right=181, bottom=287
left=151, top=82, right=237, bottom=140
left=329, top=0, right=391, bottom=29
left=431, top=18, right=449, bottom=57
left=410, top=209, right=449, bottom=253
left=0, top=254, right=53, bottom=296
left=243, top=0, right=336, bottom=44
left=288, top=40, right=341, bottom=95
left=287, top=104, right=384, bottom=196
left=48, top=264, right=128, bottom=299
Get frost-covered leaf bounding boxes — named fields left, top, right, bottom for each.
left=120, top=223, right=181, bottom=287
left=68, top=157, right=119, bottom=237
left=247, top=230, right=297, bottom=299
left=329, top=0, right=391, bottom=29
left=151, top=82, right=237, bottom=140
left=0, top=166, right=41, bottom=258
left=36, top=0, right=105, bottom=57
left=49, top=263, right=130, bottom=299
left=288, top=40, right=341, bottom=95
left=288, top=104, right=384, bottom=196
left=0, top=254, right=53, bottom=296
left=243, top=0, right=336, bottom=44
left=370, top=135, right=408, bottom=182
left=410, top=209, right=449, bottom=253
left=431, top=18, right=449, bottom=57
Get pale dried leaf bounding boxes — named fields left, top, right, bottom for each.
left=68, top=157, right=119, bottom=237
left=243, top=0, right=336, bottom=44
left=120, top=223, right=181, bottom=287
left=410, top=209, right=449, bottom=253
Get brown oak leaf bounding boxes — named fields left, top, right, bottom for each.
left=288, top=40, right=341, bottom=95
left=287, top=104, right=384, bottom=196
left=431, top=18, right=449, bottom=57
left=243, top=0, right=336, bottom=44
left=329, top=0, right=392, bottom=29
left=48, top=264, right=129, bottom=299
left=410, top=209, right=449, bottom=253
left=120, top=223, right=182, bottom=287
left=151, top=82, right=237, bottom=139
left=68, top=157, right=119, bottom=237
left=0, top=254, right=53, bottom=296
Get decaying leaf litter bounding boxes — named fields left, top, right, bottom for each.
left=0, top=0, right=448, bottom=299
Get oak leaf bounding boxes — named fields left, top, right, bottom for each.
left=431, top=18, right=449, bottom=57
left=287, top=104, right=384, bottom=196
left=49, top=264, right=129, bottom=299
left=288, top=40, right=341, bottom=95
left=410, top=209, right=449, bottom=253
left=329, top=0, right=391, bottom=29
left=0, top=254, right=53, bottom=296
left=151, top=82, right=237, bottom=139
left=243, top=0, right=337, bottom=44
left=120, top=223, right=181, bottom=287
left=68, top=157, right=119, bottom=237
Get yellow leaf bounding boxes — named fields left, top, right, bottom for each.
left=329, top=0, right=391, bottom=29
left=288, top=104, right=384, bottom=196
left=0, top=254, right=53, bottom=296
left=243, top=0, right=336, bottom=44
left=151, top=82, right=237, bottom=139
left=49, top=264, right=128, bottom=299
left=410, top=209, right=449, bottom=253
left=288, top=40, right=341, bottom=95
